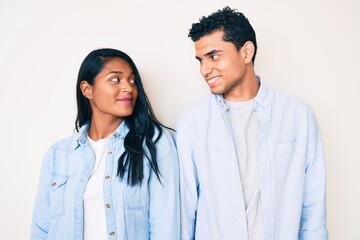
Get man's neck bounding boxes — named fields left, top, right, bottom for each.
left=224, top=72, right=259, bottom=102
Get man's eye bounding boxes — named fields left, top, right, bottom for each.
left=211, top=54, right=219, bottom=60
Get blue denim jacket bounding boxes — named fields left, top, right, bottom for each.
left=176, top=78, right=328, bottom=240
left=31, top=122, right=180, bottom=240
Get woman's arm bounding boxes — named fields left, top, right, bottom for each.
left=148, top=130, right=180, bottom=240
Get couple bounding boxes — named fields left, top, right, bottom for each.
left=31, top=7, right=328, bottom=240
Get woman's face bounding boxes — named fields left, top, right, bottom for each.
left=83, top=57, right=138, bottom=122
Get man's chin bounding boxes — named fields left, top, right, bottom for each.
left=209, top=88, right=224, bottom=95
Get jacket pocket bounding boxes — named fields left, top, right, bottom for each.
left=124, top=164, right=150, bottom=210
left=275, top=141, right=296, bottom=160
left=49, top=173, right=69, bottom=219
left=274, top=140, right=304, bottom=185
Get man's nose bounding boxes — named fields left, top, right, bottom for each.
left=200, top=60, right=213, bottom=77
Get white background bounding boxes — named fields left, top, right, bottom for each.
left=0, top=0, right=359, bottom=239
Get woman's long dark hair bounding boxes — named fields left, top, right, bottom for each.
left=75, top=48, right=168, bottom=186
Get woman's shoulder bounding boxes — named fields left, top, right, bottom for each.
left=39, top=133, right=80, bottom=170
left=155, top=126, right=175, bottom=145
left=46, top=132, right=80, bottom=154
left=154, top=126, right=177, bottom=158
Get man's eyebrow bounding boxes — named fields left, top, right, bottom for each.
left=195, top=49, right=223, bottom=61
left=204, top=49, right=222, bottom=56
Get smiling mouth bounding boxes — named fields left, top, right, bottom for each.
left=206, top=76, right=220, bottom=85
left=118, top=97, right=132, bottom=103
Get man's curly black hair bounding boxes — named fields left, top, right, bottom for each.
left=188, top=6, right=257, bottom=64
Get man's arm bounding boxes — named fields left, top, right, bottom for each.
left=299, top=107, right=328, bottom=239
left=176, top=115, right=198, bottom=240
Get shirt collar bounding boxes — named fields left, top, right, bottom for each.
left=254, top=76, right=269, bottom=110
left=71, top=121, right=129, bottom=150
left=215, top=75, right=269, bottom=111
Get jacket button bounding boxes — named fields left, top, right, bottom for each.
left=110, top=231, right=115, bottom=236
left=106, top=203, right=111, bottom=208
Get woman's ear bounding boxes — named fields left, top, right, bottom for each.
left=242, top=41, right=255, bottom=64
left=80, top=80, right=93, bottom=99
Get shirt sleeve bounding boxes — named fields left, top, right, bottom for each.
left=299, top=107, right=328, bottom=240
left=175, top=115, right=198, bottom=240
left=148, top=130, right=180, bottom=240
left=30, top=149, right=51, bottom=240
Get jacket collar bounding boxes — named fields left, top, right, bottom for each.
left=71, top=121, right=129, bottom=150
left=254, top=76, right=269, bottom=110
left=215, top=75, right=269, bottom=111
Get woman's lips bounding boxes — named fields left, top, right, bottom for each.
left=117, top=97, right=132, bottom=103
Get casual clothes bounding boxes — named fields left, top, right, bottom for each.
left=176, top=77, right=328, bottom=240
left=31, top=122, right=180, bottom=240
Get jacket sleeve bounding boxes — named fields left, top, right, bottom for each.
left=30, top=149, right=51, bottom=240
left=175, top=115, right=198, bottom=240
left=299, top=107, right=328, bottom=239
left=148, top=130, right=180, bottom=240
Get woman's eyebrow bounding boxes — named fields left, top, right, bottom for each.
left=106, top=71, right=123, bottom=76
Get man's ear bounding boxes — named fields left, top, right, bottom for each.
left=80, top=80, right=93, bottom=99
left=242, top=41, right=255, bottom=64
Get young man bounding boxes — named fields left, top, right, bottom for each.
left=175, top=7, right=328, bottom=240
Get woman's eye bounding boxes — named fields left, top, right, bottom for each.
left=110, top=77, right=120, bottom=82
left=129, top=79, right=136, bottom=85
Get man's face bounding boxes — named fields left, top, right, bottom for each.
left=194, top=30, right=247, bottom=99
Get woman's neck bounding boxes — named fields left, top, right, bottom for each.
left=88, top=116, right=123, bottom=141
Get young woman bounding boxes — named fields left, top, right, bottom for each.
left=31, top=48, right=179, bottom=240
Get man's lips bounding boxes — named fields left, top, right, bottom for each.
left=205, top=75, right=221, bottom=86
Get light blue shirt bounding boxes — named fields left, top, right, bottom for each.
left=175, top=78, right=328, bottom=240
left=31, top=122, right=180, bottom=240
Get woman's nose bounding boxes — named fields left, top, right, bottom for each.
left=120, top=80, right=134, bottom=93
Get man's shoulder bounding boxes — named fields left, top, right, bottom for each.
left=263, top=86, right=319, bottom=125
left=176, top=94, right=216, bottom=126
left=177, top=94, right=215, bottom=120
left=266, top=86, right=310, bottom=109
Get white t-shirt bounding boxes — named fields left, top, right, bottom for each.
left=83, top=136, right=109, bottom=240
left=226, top=99, right=264, bottom=240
